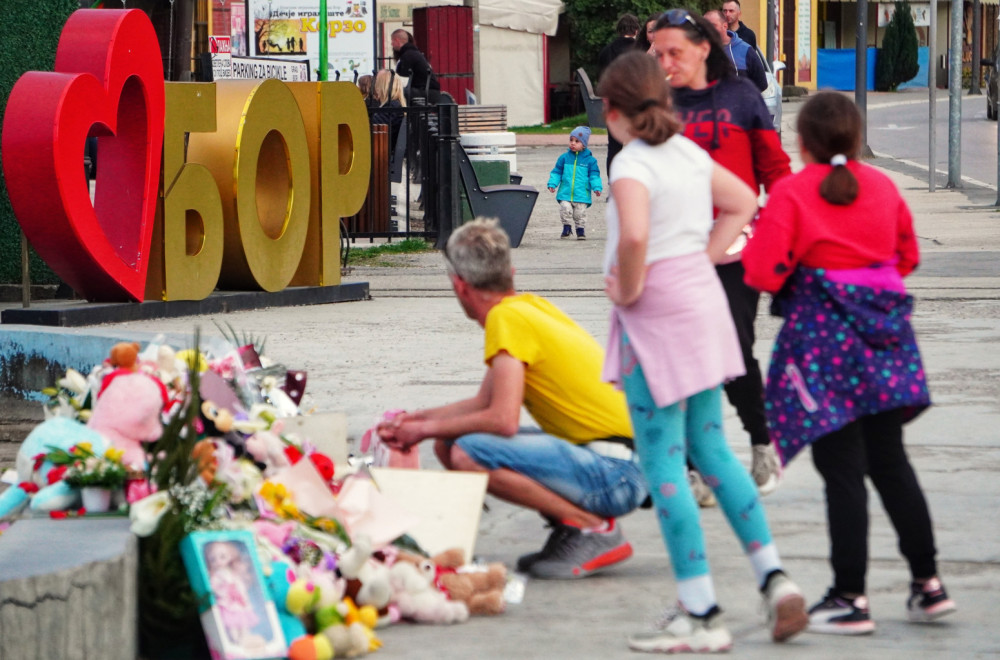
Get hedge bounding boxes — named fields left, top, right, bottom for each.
left=0, top=0, right=78, bottom=285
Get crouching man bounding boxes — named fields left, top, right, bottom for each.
left=378, top=218, right=647, bottom=579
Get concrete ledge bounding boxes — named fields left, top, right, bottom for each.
left=0, top=518, right=137, bottom=660
left=0, top=282, right=371, bottom=327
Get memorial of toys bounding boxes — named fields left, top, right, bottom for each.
left=0, top=333, right=507, bottom=659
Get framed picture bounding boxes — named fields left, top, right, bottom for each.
left=180, top=529, right=287, bottom=660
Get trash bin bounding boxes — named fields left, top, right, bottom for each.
left=459, top=132, right=517, bottom=172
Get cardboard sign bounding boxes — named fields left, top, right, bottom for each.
left=370, top=468, right=488, bottom=561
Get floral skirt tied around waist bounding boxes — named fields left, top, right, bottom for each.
left=765, top=267, right=930, bottom=465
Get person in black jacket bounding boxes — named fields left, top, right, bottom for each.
left=706, top=9, right=767, bottom=91
left=722, top=0, right=758, bottom=51
left=391, top=29, right=441, bottom=104
left=598, top=14, right=640, bottom=71
left=598, top=14, right=640, bottom=176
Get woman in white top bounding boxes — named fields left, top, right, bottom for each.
left=597, top=50, right=808, bottom=654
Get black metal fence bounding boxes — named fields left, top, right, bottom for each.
left=346, top=102, right=461, bottom=248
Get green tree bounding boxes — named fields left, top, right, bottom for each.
left=567, top=0, right=711, bottom=82
left=876, top=0, right=920, bottom=91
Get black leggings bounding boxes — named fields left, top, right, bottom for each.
left=716, top=261, right=770, bottom=447
left=811, top=409, right=939, bottom=595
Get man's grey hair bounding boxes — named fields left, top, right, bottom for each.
left=444, top=218, right=514, bottom=292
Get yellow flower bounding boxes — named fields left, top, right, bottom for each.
left=174, top=349, right=208, bottom=372
left=104, top=448, right=125, bottom=463
left=76, top=442, right=93, bottom=453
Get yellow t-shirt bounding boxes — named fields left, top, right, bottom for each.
left=483, top=293, right=632, bottom=444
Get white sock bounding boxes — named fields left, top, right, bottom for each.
left=748, top=543, right=782, bottom=587
left=677, top=575, right=717, bottom=617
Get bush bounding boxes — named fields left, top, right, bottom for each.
left=566, top=0, right=710, bottom=82
left=0, top=0, right=77, bottom=285
left=876, top=0, right=919, bottom=91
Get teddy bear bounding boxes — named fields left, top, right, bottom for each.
left=429, top=548, right=507, bottom=616
left=395, top=548, right=507, bottom=616
left=87, top=372, right=166, bottom=469
left=387, top=558, right=469, bottom=624
left=97, top=341, right=141, bottom=395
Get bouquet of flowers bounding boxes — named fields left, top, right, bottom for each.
left=45, top=442, right=127, bottom=489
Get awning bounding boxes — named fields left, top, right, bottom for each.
left=477, top=0, right=564, bottom=36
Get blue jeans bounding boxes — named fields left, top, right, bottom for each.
left=455, top=428, right=648, bottom=519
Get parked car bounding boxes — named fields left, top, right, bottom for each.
left=758, top=48, right=785, bottom=133
left=983, top=46, right=998, bottom=120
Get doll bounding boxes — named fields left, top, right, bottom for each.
left=205, top=540, right=265, bottom=649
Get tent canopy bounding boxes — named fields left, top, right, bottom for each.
left=477, top=0, right=564, bottom=36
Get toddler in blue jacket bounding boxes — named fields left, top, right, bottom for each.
left=547, top=126, right=602, bottom=240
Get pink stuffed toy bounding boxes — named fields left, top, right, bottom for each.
left=87, top=372, right=165, bottom=469
left=359, top=410, right=420, bottom=469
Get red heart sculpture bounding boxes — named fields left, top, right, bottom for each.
left=1, top=9, right=164, bottom=302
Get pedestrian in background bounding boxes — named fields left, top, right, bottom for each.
left=598, top=50, right=808, bottom=654
left=635, top=13, right=660, bottom=55
left=599, top=13, right=641, bottom=174
left=547, top=126, right=602, bottom=240
left=652, top=8, right=791, bottom=502
left=391, top=29, right=440, bottom=104
left=722, top=0, right=757, bottom=50
left=742, top=91, right=957, bottom=635
left=705, top=9, right=767, bottom=91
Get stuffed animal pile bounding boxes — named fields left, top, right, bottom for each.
left=0, top=336, right=510, bottom=660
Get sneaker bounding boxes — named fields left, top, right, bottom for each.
left=576, top=227, right=586, bottom=240
left=628, top=605, right=733, bottom=653
left=560, top=225, right=572, bottom=238
left=751, top=444, right=782, bottom=496
left=515, top=520, right=574, bottom=572
left=761, top=571, right=808, bottom=642
left=528, top=519, right=633, bottom=579
left=807, top=589, right=876, bottom=635
left=906, top=577, right=956, bottom=622
left=689, top=470, right=717, bottom=508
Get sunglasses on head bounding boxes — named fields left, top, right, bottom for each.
left=661, top=9, right=709, bottom=38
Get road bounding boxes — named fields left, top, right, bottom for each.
left=864, top=88, right=1000, bottom=189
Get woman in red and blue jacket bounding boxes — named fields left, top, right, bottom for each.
left=652, top=9, right=791, bottom=495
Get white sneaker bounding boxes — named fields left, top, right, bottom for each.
left=762, top=571, right=808, bottom=642
left=628, top=605, right=733, bottom=653
left=751, top=444, right=782, bottom=496
left=688, top=470, right=717, bottom=508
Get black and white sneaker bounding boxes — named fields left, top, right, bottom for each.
left=907, top=577, right=957, bottom=622
left=807, top=589, right=876, bottom=635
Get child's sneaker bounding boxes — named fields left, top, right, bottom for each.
left=688, top=470, right=717, bottom=508
left=576, top=227, right=586, bottom=240
left=761, top=571, right=808, bottom=642
left=627, top=605, right=733, bottom=653
left=560, top=225, right=572, bottom=238
left=807, top=589, right=876, bottom=635
left=751, top=443, right=782, bottom=496
left=906, top=577, right=957, bottom=622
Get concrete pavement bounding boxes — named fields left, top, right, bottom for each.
left=2, top=93, right=999, bottom=657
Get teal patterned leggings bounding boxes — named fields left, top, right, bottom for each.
left=620, top=334, right=774, bottom=580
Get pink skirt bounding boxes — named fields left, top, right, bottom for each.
left=603, top=252, right=745, bottom=408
